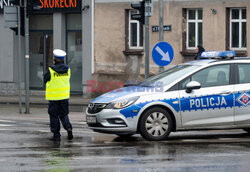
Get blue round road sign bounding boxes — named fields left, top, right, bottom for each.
left=152, top=42, right=174, bottom=67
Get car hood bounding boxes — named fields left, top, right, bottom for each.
left=90, top=86, right=162, bottom=104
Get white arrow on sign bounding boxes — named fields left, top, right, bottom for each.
left=155, top=46, right=170, bottom=61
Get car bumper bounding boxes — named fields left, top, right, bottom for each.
left=86, top=108, right=138, bottom=134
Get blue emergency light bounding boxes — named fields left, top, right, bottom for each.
left=200, top=51, right=236, bottom=59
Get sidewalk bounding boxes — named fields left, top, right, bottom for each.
left=0, top=105, right=85, bottom=121
left=0, top=95, right=92, bottom=106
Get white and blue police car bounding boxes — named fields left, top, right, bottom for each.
left=86, top=51, right=250, bottom=141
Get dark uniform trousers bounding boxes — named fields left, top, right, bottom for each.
left=48, top=99, right=72, bottom=137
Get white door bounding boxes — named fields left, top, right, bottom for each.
left=179, top=64, right=234, bottom=129
left=234, top=63, right=250, bottom=126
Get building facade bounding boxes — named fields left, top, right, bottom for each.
left=0, top=0, right=249, bottom=97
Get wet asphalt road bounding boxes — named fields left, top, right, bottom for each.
left=1, top=106, right=250, bottom=171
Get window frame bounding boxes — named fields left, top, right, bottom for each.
left=128, top=10, right=143, bottom=50
left=186, top=9, right=203, bottom=50
left=229, top=8, right=247, bottom=50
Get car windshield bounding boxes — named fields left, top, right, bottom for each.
left=138, top=64, right=200, bottom=86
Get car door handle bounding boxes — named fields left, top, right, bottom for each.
left=219, top=91, right=232, bottom=96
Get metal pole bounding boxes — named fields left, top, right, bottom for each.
left=145, top=4, right=150, bottom=79
left=18, top=4, right=22, bottom=114
left=159, top=0, right=164, bottom=73
left=24, top=0, right=30, bottom=114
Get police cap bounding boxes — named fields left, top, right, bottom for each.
left=53, top=49, right=67, bottom=60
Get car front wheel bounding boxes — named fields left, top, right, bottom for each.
left=139, top=107, right=173, bottom=141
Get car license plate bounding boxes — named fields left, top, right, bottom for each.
left=86, top=116, right=97, bottom=124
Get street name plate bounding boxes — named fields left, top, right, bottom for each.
left=152, top=25, right=172, bottom=32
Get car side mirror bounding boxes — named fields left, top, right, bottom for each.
left=186, top=81, right=201, bottom=93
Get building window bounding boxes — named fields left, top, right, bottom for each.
left=129, top=10, right=143, bottom=49
left=66, top=14, right=82, bottom=93
left=230, top=8, right=247, bottom=50
left=186, top=9, right=203, bottom=49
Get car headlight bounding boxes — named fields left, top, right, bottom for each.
left=105, top=96, right=139, bottom=109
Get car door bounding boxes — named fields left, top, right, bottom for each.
left=179, top=64, right=235, bottom=129
left=234, top=63, right=250, bottom=126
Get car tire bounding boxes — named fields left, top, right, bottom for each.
left=139, top=107, right=173, bottom=141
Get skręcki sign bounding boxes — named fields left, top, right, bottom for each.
left=31, top=0, right=82, bottom=13
left=40, top=0, right=77, bottom=9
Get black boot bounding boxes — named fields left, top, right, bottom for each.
left=67, top=129, right=73, bottom=140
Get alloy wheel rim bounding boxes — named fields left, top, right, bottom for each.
left=145, top=112, right=169, bottom=137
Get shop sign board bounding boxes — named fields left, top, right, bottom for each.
left=30, top=0, right=82, bottom=14
left=1, top=0, right=81, bottom=14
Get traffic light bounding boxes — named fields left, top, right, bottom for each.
left=131, top=0, right=145, bottom=25
left=7, top=0, right=24, bottom=36
left=9, top=8, right=24, bottom=36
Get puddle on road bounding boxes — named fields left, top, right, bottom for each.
left=43, top=148, right=75, bottom=172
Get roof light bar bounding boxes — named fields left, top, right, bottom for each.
left=200, top=51, right=236, bottom=59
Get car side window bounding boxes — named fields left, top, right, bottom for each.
left=167, top=83, right=179, bottom=92
left=191, top=64, right=230, bottom=88
left=238, top=64, right=250, bottom=84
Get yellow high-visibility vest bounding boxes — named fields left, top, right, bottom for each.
left=45, top=67, right=70, bottom=100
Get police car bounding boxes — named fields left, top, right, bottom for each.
left=86, top=51, right=250, bottom=141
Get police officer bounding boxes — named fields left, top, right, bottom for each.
left=194, top=45, right=205, bottom=60
left=44, top=49, right=73, bottom=141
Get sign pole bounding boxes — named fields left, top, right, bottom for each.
left=24, top=0, right=30, bottom=114
left=131, top=0, right=153, bottom=79
left=159, top=0, right=164, bottom=73
left=145, top=0, right=150, bottom=79
left=145, top=13, right=149, bottom=79
left=18, top=3, right=22, bottom=114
